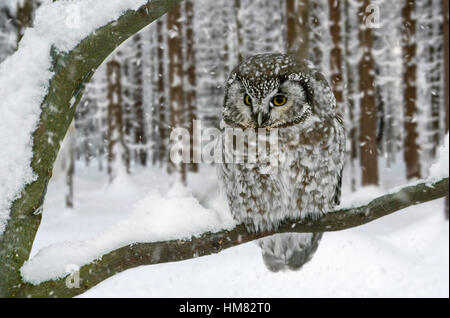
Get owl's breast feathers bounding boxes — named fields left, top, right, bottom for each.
left=217, top=116, right=345, bottom=232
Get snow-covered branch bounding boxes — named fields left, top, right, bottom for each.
left=15, top=176, right=449, bottom=298
left=0, top=0, right=183, bottom=298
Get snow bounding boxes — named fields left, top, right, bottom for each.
left=20, top=163, right=449, bottom=297
left=0, top=0, right=147, bottom=236
left=21, top=168, right=236, bottom=285
left=337, top=186, right=385, bottom=209
left=428, top=134, right=449, bottom=180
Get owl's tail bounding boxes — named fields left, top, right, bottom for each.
left=258, top=233, right=323, bottom=272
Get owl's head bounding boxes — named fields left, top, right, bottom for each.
left=222, top=53, right=337, bottom=129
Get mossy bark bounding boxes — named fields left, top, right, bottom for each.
left=0, top=0, right=183, bottom=298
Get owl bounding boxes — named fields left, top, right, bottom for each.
left=216, top=53, right=345, bottom=272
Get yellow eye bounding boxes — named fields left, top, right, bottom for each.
left=272, top=95, right=287, bottom=107
left=244, top=94, right=252, bottom=106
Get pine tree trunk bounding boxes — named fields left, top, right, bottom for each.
left=185, top=0, right=198, bottom=173
left=167, top=5, right=186, bottom=182
left=156, top=19, right=167, bottom=166
left=234, top=0, right=244, bottom=63
left=286, top=0, right=309, bottom=59
left=121, top=51, right=133, bottom=170
left=222, top=2, right=231, bottom=77
left=424, top=0, right=442, bottom=160
left=309, top=0, right=324, bottom=66
left=358, top=0, right=379, bottom=186
left=328, top=0, right=344, bottom=113
left=150, top=26, right=159, bottom=166
left=402, top=0, right=421, bottom=180
left=344, top=0, right=358, bottom=191
left=133, top=34, right=148, bottom=166
left=443, top=0, right=449, bottom=219
left=107, top=59, right=129, bottom=183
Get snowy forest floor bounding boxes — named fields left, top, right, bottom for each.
left=31, top=163, right=449, bottom=298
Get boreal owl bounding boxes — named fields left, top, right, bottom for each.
left=216, top=53, right=345, bottom=272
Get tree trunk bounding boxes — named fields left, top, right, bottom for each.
left=167, top=5, right=186, bottom=183
left=185, top=0, right=199, bottom=172
left=234, top=0, right=243, bottom=63
left=156, top=19, right=167, bottom=166
left=132, top=34, right=148, bottom=166
left=309, top=0, right=324, bottom=66
left=358, top=0, right=379, bottom=186
left=443, top=0, right=449, bottom=219
left=121, top=50, right=133, bottom=170
left=286, top=0, right=309, bottom=59
left=344, top=0, right=358, bottom=191
left=426, top=0, right=441, bottom=159
left=328, top=0, right=344, bottom=113
left=402, top=0, right=421, bottom=180
left=107, top=59, right=129, bottom=183
left=150, top=25, right=159, bottom=166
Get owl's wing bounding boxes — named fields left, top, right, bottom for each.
left=334, top=167, right=343, bottom=206
left=333, top=115, right=345, bottom=206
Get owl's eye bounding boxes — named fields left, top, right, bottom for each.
left=244, top=94, right=252, bottom=106
left=272, top=95, right=288, bottom=107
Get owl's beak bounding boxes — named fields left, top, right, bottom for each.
left=254, top=111, right=269, bottom=127
left=258, top=113, right=263, bottom=126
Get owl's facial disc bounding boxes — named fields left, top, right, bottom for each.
left=223, top=76, right=310, bottom=129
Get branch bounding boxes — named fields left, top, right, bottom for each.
left=0, top=0, right=184, bottom=298
left=15, top=177, right=448, bottom=298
